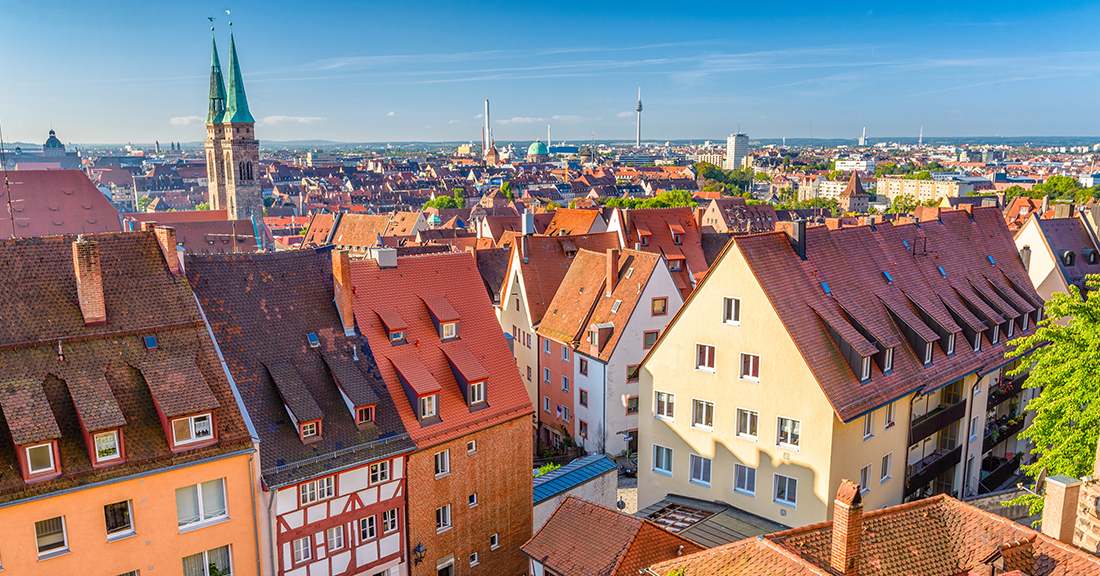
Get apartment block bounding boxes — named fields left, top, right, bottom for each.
left=877, top=178, right=975, bottom=202
left=639, top=208, right=1043, bottom=528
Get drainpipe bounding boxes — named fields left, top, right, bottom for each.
left=250, top=451, right=262, bottom=576
left=267, top=482, right=278, bottom=574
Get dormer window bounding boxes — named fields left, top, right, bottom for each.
left=307, top=333, right=321, bottom=348
left=923, top=342, right=933, bottom=365
left=946, top=333, right=956, bottom=355
left=357, top=406, right=375, bottom=425
left=588, top=329, right=598, bottom=345
left=301, top=421, right=319, bottom=439
left=26, top=442, right=56, bottom=475
left=640, top=235, right=649, bottom=246
left=172, top=413, right=214, bottom=446
left=883, top=347, right=894, bottom=372
left=974, top=333, right=982, bottom=352
left=669, top=260, right=682, bottom=272
left=390, top=330, right=406, bottom=343
left=860, top=356, right=871, bottom=381
left=419, top=394, right=438, bottom=419
left=442, top=322, right=457, bottom=339
left=674, top=234, right=683, bottom=245
left=94, top=430, right=121, bottom=463
left=469, top=381, right=486, bottom=405
left=992, top=325, right=1000, bottom=345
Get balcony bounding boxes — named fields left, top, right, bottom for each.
left=905, top=444, right=963, bottom=498
left=982, top=417, right=1026, bottom=454
left=908, top=399, right=967, bottom=447
left=988, top=373, right=1027, bottom=410
left=979, top=453, right=1021, bottom=494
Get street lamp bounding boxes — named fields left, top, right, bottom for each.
left=412, top=543, right=427, bottom=565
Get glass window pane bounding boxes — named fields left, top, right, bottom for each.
left=193, top=415, right=212, bottom=439
left=105, top=501, right=132, bottom=534
left=201, top=479, right=227, bottom=519
left=182, top=551, right=206, bottom=576
left=208, top=545, right=231, bottom=573
left=173, top=418, right=192, bottom=443
left=27, top=444, right=53, bottom=472
left=176, top=486, right=200, bottom=526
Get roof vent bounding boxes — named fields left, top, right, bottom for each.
left=883, top=271, right=893, bottom=285
left=821, top=281, right=832, bottom=295
left=307, top=333, right=320, bottom=348
left=938, top=266, right=946, bottom=277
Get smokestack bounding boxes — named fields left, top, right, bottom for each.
left=485, top=99, right=491, bottom=157
left=831, top=479, right=863, bottom=576
left=1041, top=195, right=1050, bottom=214
left=72, top=237, right=107, bottom=326
left=332, top=249, right=356, bottom=337
left=605, top=249, right=620, bottom=297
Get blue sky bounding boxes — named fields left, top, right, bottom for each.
left=2, top=1, right=1099, bottom=145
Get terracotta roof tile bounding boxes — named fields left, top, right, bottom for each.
left=545, top=209, right=603, bottom=236
left=65, top=371, right=127, bottom=432
left=2, top=170, right=121, bottom=239
left=0, top=378, right=61, bottom=444
left=422, top=296, right=460, bottom=323
left=512, top=232, right=622, bottom=324
left=440, top=341, right=489, bottom=383
left=142, top=356, right=220, bottom=418
left=266, top=361, right=324, bottom=424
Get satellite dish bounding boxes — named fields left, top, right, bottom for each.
left=1035, top=467, right=1047, bottom=494
left=616, top=498, right=626, bottom=511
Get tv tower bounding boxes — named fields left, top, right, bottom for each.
left=635, top=87, right=642, bottom=148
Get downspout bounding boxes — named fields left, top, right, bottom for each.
left=250, top=451, right=262, bottom=576
left=268, top=482, right=278, bottom=574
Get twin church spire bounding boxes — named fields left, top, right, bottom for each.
left=207, top=33, right=254, bottom=125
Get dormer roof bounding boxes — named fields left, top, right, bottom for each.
left=142, top=356, right=220, bottom=419
left=266, top=361, right=324, bottom=424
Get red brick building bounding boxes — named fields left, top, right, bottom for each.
left=352, top=251, right=533, bottom=576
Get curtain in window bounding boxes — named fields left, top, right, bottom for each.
left=201, top=480, right=227, bottom=520
left=208, top=545, right=231, bottom=574
left=176, top=486, right=200, bottom=526
left=182, top=552, right=205, bottom=576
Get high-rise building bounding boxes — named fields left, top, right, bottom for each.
left=204, top=32, right=262, bottom=222
left=725, top=133, right=748, bottom=170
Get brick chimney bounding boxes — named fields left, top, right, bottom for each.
left=776, top=220, right=807, bottom=260
left=831, top=479, right=863, bottom=576
left=153, top=226, right=180, bottom=275
left=140, top=221, right=157, bottom=232
left=72, top=237, right=106, bottom=326
left=605, top=249, right=620, bottom=297
left=1041, top=474, right=1081, bottom=544
left=332, top=249, right=356, bottom=337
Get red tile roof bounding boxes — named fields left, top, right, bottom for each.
left=1035, top=217, right=1100, bottom=293
left=3, top=170, right=121, bottom=238
left=544, top=208, right=604, bottom=236
left=522, top=496, right=705, bottom=576
left=618, top=207, right=708, bottom=290
left=351, top=252, right=532, bottom=447
left=508, top=232, right=622, bottom=325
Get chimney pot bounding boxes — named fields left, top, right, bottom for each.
left=333, top=249, right=356, bottom=337
left=140, top=221, right=157, bottom=232
left=72, top=238, right=107, bottom=326
left=831, top=479, right=863, bottom=576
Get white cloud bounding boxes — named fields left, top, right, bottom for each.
left=262, top=116, right=326, bottom=124
left=495, top=116, right=545, bottom=125
left=475, top=113, right=484, bottom=119
left=447, top=119, right=462, bottom=124
left=551, top=115, right=586, bottom=122
left=169, top=115, right=204, bottom=125
left=616, top=111, right=634, bottom=118
left=387, top=111, right=395, bottom=116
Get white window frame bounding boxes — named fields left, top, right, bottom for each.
left=469, top=492, right=478, bottom=508
left=469, top=381, right=486, bottom=404
left=26, top=442, right=55, bottom=475
left=293, top=536, right=311, bottom=563
left=490, top=533, right=500, bottom=550
left=736, top=408, right=758, bottom=441
left=470, top=552, right=480, bottom=567
left=544, top=339, right=551, bottom=354
left=860, top=356, right=871, bottom=381
left=94, top=430, right=121, bottom=463
left=881, top=452, right=893, bottom=483
left=561, top=345, right=569, bottom=361
left=419, top=394, right=437, bottom=419
left=740, top=353, right=760, bottom=382
left=777, top=416, right=801, bottom=450
left=390, top=330, right=405, bottom=342
left=884, top=347, right=894, bottom=372
left=301, top=421, right=318, bottom=438
left=723, top=297, right=741, bottom=326
left=969, top=415, right=980, bottom=442
left=370, top=461, right=390, bottom=484
left=104, top=500, right=135, bottom=540
left=357, top=406, right=374, bottom=424
left=924, top=342, right=933, bottom=364
left=561, top=375, right=569, bottom=392
left=172, top=413, right=214, bottom=446
left=543, top=367, right=551, bottom=383
left=863, top=413, right=874, bottom=441
left=691, top=399, right=714, bottom=431
left=543, top=396, right=550, bottom=413
left=434, top=449, right=450, bottom=478
left=382, top=508, right=398, bottom=534
left=35, top=515, right=68, bottom=557
left=885, top=402, right=896, bottom=430
left=734, top=463, right=756, bottom=496
left=974, top=332, right=982, bottom=352
left=467, top=440, right=477, bottom=454
left=327, top=526, right=344, bottom=551
left=946, top=333, right=956, bottom=355
left=360, top=515, right=377, bottom=540
left=695, top=343, right=716, bottom=372
left=300, top=476, right=335, bottom=506
left=442, top=322, right=457, bottom=339
left=689, top=454, right=712, bottom=487
left=773, top=474, right=798, bottom=507
left=436, top=504, right=452, bottom=533
left=860, top=464, right=872, bottom=494
left=654, top=391, right=675, bottom=421
left=653, top=444, right=673, bottom=476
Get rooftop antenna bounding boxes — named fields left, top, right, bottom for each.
left=0, top=117, right=17, bottom=238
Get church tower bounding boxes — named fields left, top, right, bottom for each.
left=205, top=31, right=262, bottom=221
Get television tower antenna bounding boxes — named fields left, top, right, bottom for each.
left=635, top=87, right=642, bottom=148
left=919, top=126, right=923, bottom=147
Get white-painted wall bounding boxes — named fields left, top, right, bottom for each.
left=532, top=470, right=618, bottom=532
left=574, top=353, right=607, bottom=454
left=498, top=250, right=540, bottom=408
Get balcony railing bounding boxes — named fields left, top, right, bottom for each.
left=979, top=454, right=1021, bottom=494
left=908, top=399, right=967, bottom=447
left=905, top=444, right=963, bottom=498
left=982, top=418, right=1026, bottom=454
left=988, top=372, right=1027, bottom=410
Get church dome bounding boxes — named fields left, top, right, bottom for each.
left=44, top=129, right=64, bottom=149
left=528, top=140, right=548, bottom=156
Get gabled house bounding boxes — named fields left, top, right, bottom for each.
left=0, top=229, right=257, bottom=575
left=697, top=197, right=778, bottom=234
left=1014, top=211, right=1100, bottom=302
left=188, top=247, right=417, bottom=576
left=606, top=207, right=707, bottom=298
left=543, top=208, right=607, bottom=236
left=497, top=231, right=621, bottom=412
left=640, top=208, right=1044, bottom=529
left=536, top=248, right=682, bottom=455
left=352, top=251, right=534, bottom=576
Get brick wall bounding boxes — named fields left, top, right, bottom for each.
left=407, top=416, right=532, bottom=576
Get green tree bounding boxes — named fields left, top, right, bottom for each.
left=454, top=188, right=466, bottom=209
left=887, top=194, right=918, bottom=214
left=195, top=202, right=211, bottom=211
left=501, top=181, right=515, bottom=202
left=1004, top=275, right=1100, bottom=520
left=424, top=195, right=458, bottom=210
left=545, top=201, right=562, bottom=210
left=137, top=196, right=152, bottom=211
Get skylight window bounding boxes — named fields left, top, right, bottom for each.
left=611, top=300, right=622, bottom=313
left=903, top=240, right=910, bottom=250
left=625, top=268, right=634, bottom=278
left=821, top=281, right=831, bottom=295
left=987, top=256, right=996, bottom=266
left=144, top=335, right=158, bottom=350
left=883, top=271, right=893, bottom=285
left=307, top=333, right=320, bottom=348
left=937, top=266, right=946, bottom=277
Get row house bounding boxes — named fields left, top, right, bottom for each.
left=606, top=207, right=708, bottom=299
left=1014, top=210, right=1100, bottom=302
left=497, top=231, right=621, bottom=414
left=639, top=208, right=1044, bottom=528
left=697, top=197, right=778, bottom=234
left=536, top=248, right=682, bottom=456
left=0, top=229, right=258, bottom=575
left=352, top=251, right=534, bottom=576
left=188, top=248, right=417, bottom=576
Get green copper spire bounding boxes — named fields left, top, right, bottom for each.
left=207, top=37, right=227, bottom=124
left=224, top=32, right=255, bottom=124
